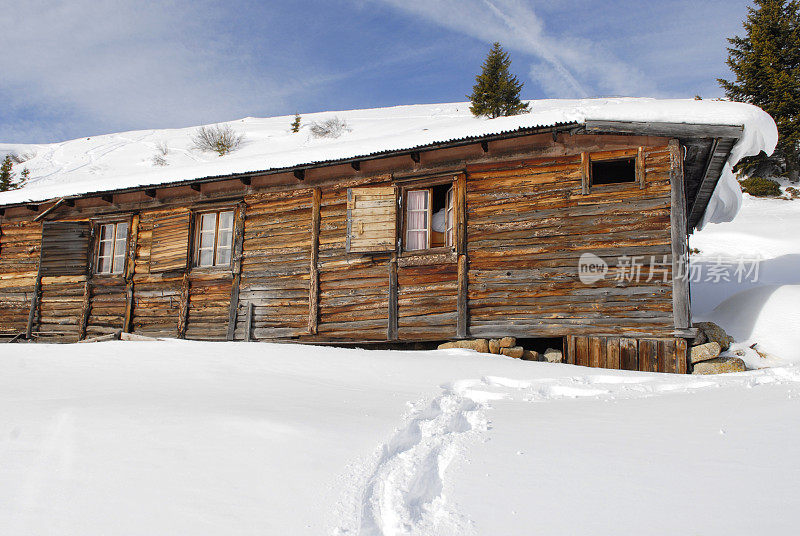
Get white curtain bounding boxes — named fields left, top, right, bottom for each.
left=406, top=190, right=428, bottom=251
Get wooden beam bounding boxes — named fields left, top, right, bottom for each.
left=245, top=302, right=254, bottom=342
left=636, top=146, right=645, bottom=189
left=308, top=188, right=321, bottom=335
left=670, top=139, right=691, bottom=330
left=585, top=120, right=744, bottom=139
left=580, top=152, right=590, bottom=195
left=227, top=203, right=247, bottom=341
left=177, top=271, right=190, bottom=338
left=123, top=214, right=140, bottom=333
left=33, top=198, right=69, bottom=222
left=410, top=152, right=420, bottom=164
left=26, top=238, right=45, bottom=339
left=456, top=173, right=468, bottom=338
left=351, top=161, right=361, bottom=171
left=294, top=169, right=305, bottom=180
left=388, top=253, right=398, bottom=341
left=77, top=280, right=92, bottom=341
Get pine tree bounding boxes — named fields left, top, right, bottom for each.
left=468, top=42, right=530, bottom=118
left=291, top=113, right=301, bottom=133
left=0, top=155, right=16, bottom=192
left=718, top=0, right=800, bottom=181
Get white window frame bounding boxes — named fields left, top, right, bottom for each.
left=95, top=221, right=128, bottom=275
left=193, top=209, right=235, bottom=268
left=403, top=185, right=455, bottom=252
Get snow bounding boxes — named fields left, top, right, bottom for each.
left=2, top=341, right=799, bottom=536
left=692, top=181, right=800, bottom=364
left=0, top=98, right=777, bottom=225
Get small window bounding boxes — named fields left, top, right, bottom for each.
left=194, top=210, right=234, bottom=268
left=404, top=183, right=454, bottom=252
left=591, top=158, right=636, bottom=186
left=96, top=222, right=128, bottom=274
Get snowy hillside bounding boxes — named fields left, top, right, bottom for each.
left=0, top=98, right=777, bottom=226
left=1, top=340, right=799, bottom=536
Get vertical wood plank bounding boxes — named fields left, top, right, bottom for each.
left=670, top=139, right=691, bottom=329
left=639, top=339, right=658, bottom=373
left=245, top=302, right=253, bottom=342
left=676, top=338, right=688, bottom=374
left=589, top=336, right=603, bottom=368
left=566, top=335, right=576, bottom=365
left=227, top=203, right=247, bottom=340
left=575, top=336, right=589, bottom=367
left=308, top=189, right=321, bottom=335
left=457, top=254, right=468, bottom=339
left=660, top=339, right=677, bottom=374
left=581, top=152, right=590, bottom=195
left=456, top=173, right=469, bottom=339
left=177, top=271, right=190, bottom=339
left=78, top=280, right=91, bottom=341
left=606, top=337, right=621, bottom=369
left=123, top=214, right=139, bottom=333
left=620, top=338, right=638, bottom=371
left=637, top=146, right=646, bottom=189
left=388, top=253, right=398, bottom=340
left=25, top=230, right=44, bottom=339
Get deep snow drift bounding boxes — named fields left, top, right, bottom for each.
left=0, top=98, right=777, bottom=225
left=1, top=341, right=799, bottom=536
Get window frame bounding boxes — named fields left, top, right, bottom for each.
left=192, top=208, right=235, bottom=270
left=583, top=148, right=644, bottom=194
left=93, top=219, right=130, bottom=276
left=400, top=178, right=456, bottom=255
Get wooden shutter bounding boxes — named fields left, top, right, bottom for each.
left=346, top=186, right=397, bottom=253
left=150, top=210, right=191, bottom=272
left=40, top=221, right=92, bottom=275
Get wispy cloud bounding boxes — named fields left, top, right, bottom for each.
left=364, top=0, right=655, bottom=98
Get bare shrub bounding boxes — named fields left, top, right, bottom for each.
left=9, top=151, right=36, bottom=164
left=155, top=141, right=169, bottom=156
left=191, top=124, right=244, bottom=156
left=309, top=117, right=350, bottom=139
left=152, top=154, right=168, bottom=166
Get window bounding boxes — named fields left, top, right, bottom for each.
left=404, top=183, right=454, bottom=252
left=591, top=158, right=636, bottom=186
left=96, top=221, right=128, bottom=274
left=194, top=210, right=234, bottom=268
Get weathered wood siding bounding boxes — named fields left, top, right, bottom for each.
left=397, top=261, right=458, bottom=339
left=317, top=178, right=391, bottom=340
left=466, top=146, right=675, bottom=339
left=567, top=335, right=688, bottom=374
left=0, top=220, right=41, bottom=337
left=234, top=189, right=312, bottom=340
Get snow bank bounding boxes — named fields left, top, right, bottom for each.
left=0, top=99, right=777, bottom=226
left=1, top=341, right=799, bottom=535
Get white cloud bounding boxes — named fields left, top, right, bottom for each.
left=365, top=0, right=655, bottom=98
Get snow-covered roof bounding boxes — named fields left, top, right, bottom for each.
left=0, top=98, right=777, bottom=225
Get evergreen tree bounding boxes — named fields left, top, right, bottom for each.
left=718, top=0, right=800, bottom=181
left=0, top=155, right=16, bottom=192
left=291, top=113, right=301, bottom=133
left=468, top=42, right=530, bottom=118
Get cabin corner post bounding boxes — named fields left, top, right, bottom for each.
left=77, top=224, right=98, bottom=341
left=669, top=139, right=691, bottom=331
left=308, top=188, right=321, bottom=335
left=227, top=202, right=247, bottom=341
left=25, top=228, right=45, bottom=340
left=123, top=214, right=140, bottom=334
left=456, top=173, right=468, bottom=338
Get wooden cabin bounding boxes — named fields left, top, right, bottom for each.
left=0, top=106, right=749, bottom=372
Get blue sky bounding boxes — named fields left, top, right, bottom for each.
left=0, top=0, right=750, bottom=143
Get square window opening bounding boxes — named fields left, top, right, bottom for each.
left=591, top=158, right=636, bottom=186
left=95, top=221, right=128, bottom=275
left=404, top=183, right=454, bottom=252
left=194, top=209, right=235, bottom=268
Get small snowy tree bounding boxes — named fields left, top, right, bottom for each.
left=0, top=155, right=19, bottom=191
left=291, top=113, right=301, bottom=133
left=468, top=42, right=530, bottom=119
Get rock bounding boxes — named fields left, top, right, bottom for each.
left=692, top=330, right=708, bottom=346
left=521, top=350, right=540, bottom=361
left=438, top=339, right=490, bottom=353
left=543, top=348, right=563, bottom=363
left=499, top=346, right=524, bottom=358
left=694, top=322, right=733, bottom=351
left=692, top=356, right=746, bottom=375
left=488, top=339, right=501, bottom=354
left=498, top=336, right=516, bottom=348
left=689, top=342, right=721, bottom=364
